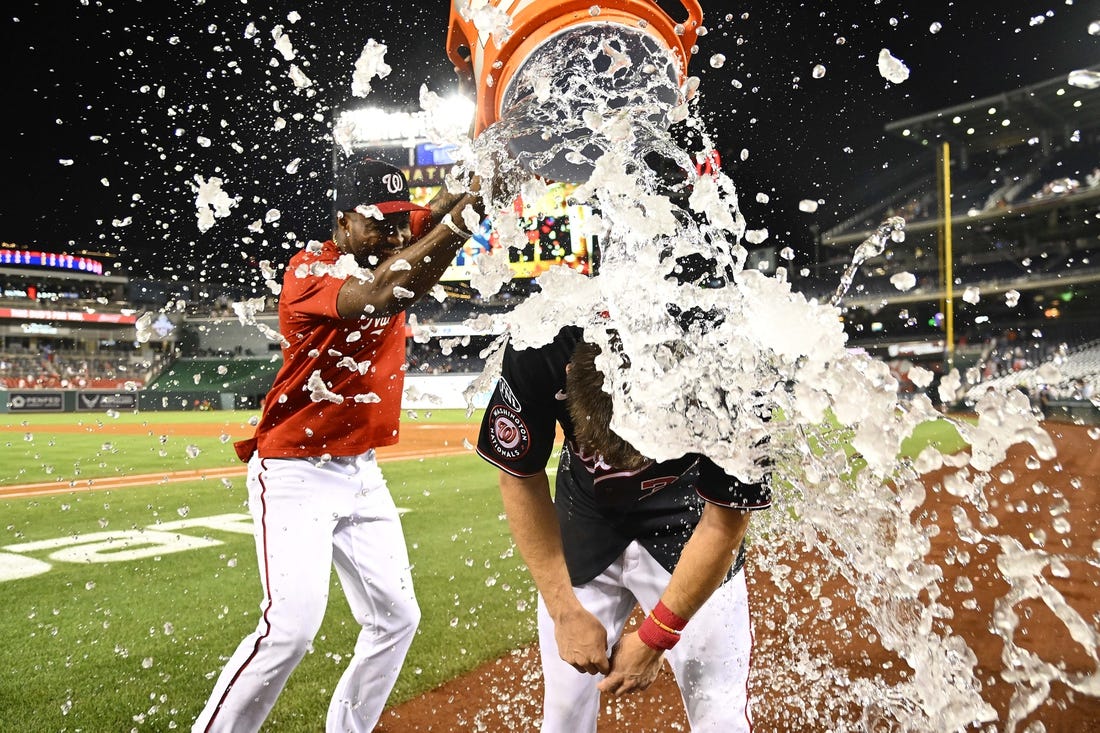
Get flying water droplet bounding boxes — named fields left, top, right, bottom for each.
left=877, top=49, right=910, bottom=84
left=1068, top=69, right=1100, bottom=89
left=890, top=272, right=916, bottom=291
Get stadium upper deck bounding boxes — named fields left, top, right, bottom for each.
left=812, top=69, right=1100, bottom=363
left=0, top=248, right=173, bottom=390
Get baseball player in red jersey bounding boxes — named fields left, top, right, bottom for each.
left=192, top=158, right=483, bottom=733
left=477, top=327, right=771, bottom=732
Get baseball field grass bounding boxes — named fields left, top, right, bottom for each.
left=0, top=409, right=968, bottom=732
left=1, top=409, right=534, bottom=732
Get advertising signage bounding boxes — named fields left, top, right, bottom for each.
left=0, top=248, right=104, bottom=275
left=0, top=307, right=138, bottom=324
left=76, top=392, right=139, bottom=412
left=7, top=391, right=64, bottom=412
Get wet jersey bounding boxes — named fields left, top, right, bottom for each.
left=234, top=240, right=407, bottom=461
left=477, top=326, right=771, bottom=585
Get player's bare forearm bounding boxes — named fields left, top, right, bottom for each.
left=498, top=471, right=610, bottom=674
left=498, top=471, right=572, bottom=598
left=598, top=504, right=750, bottom=697
left=426, top=171, right=488, bottom=231
left=336, top=192, right=482, bottom=318
left=660, top=503, right=750, bottom=619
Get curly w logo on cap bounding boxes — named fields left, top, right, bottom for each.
left=333, top=157, right=429, bottom=216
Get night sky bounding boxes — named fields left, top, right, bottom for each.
left=3, top=1, right=1099, bottom=289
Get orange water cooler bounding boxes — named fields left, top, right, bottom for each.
left=446, top=0, right=704, bottom=182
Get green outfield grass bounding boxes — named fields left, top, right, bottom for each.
left=0, top=408, right=484, bottom=486
left=1, top=453, right=527, bottom=732
left=1, top=408, right=483, bottom=430
left=900, top=415, right=967, bottom=457
left=0, top=408, right=967, bottom=732
left=1, top=425, right=243, bottom=486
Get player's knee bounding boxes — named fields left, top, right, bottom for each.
left=388, top=596, right=421, bottom=640
left=540, top=691, right=598, bottom=732
left=261, top=625, right=318, bottom=661
left=360, top=596, right=420, bottom=641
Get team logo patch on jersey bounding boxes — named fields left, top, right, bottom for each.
left=497, top=377, right=522, bottom=412
left=487, top=405, right=529, bottom=460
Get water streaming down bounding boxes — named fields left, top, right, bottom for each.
left=446, top=22, right=1099, bottom=732
left=830, top=215, right=907, bottom=306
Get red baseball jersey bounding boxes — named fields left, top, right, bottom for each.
left=235, top=240, right=407, bottom=461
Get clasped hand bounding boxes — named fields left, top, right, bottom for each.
left=596, top=631, right=664, bottom=698
left=555, top=609, right=664, bottom=698
left=555, top=606, right=609, bottom=675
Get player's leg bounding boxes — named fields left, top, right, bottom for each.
left=666, top=571, right=752, bottom=731
left=623, top=545, right=753, bottom=732
left=192, top=457, right=339, bottom=733
left=538, top=559, right=637, bottom=733
left=325, top=453, right=420, bottom=733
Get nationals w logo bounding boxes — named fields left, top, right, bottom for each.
left=382, top=173, right=405, bottom=193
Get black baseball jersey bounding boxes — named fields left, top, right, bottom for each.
left=477, top=326, right=771, bottom=585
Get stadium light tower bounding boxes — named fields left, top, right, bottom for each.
left=332, top=95, right=475, bottom=165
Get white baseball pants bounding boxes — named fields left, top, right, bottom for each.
left=537, top=541, right=753, bottom=733
left=193, top=451, right=419, bottom=733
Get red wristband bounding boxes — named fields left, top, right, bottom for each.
left=653, top=600, right=687, bottom=631
left=637, top=601, right=688, bottom=651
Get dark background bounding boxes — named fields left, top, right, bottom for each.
left=3, top=1, right=1098, bottom=287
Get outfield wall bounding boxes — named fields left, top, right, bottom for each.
left=0, top=374, right=491, bottom=414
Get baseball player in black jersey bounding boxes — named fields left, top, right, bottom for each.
left=477, top=325, right=771, bottom=732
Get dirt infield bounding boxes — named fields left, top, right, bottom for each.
left=379, top=421, right=1100, bottom=733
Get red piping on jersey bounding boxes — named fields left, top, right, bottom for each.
left=202, top=459, right=275, bottom=732
left=745, top=586, right=756, bottom=733
left=474, top=446, right=546, bottom=479
left=694, top=486, right=772, bottom=511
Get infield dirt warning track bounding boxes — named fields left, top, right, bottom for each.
left=2, top=418, right=1098, bottom=730
left=378, top=422, right=1100, bottom=733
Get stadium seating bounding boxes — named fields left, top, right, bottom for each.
left=965, top=339, right=1100, bottom=404
left=0, top=351, right=161, bottom=390
left=146, top=357, right=282, bottom=394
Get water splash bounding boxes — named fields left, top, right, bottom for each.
left=449, top=20, right=1097, bottom=730
left=831, top=216, right=906, bottom=306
